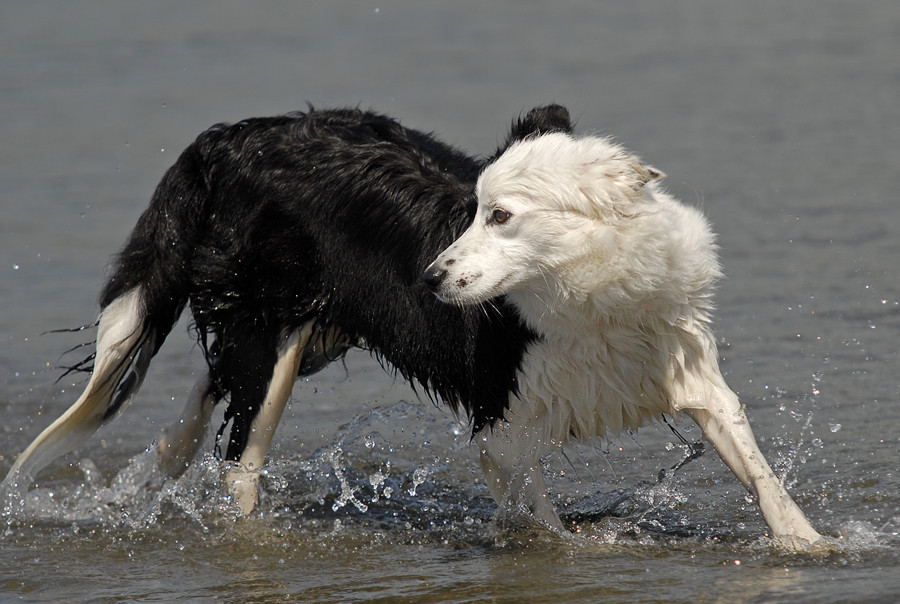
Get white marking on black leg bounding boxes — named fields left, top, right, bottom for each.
left=226, top=323, right=312, bottom=515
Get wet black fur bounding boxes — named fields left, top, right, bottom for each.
left=97, top=105, right=573, bottom=460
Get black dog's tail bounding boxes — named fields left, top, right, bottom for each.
left=3, top=145, right=209, bottom=489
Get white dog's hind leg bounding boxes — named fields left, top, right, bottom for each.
left=225, top=324, right=310, bottom=515
left=157, top=374, right=218, bottom=477
left=683, top=385, right=822, bottom=545
left=478, top=420, right=565, bottom=531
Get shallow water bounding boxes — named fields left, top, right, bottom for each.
left=2, top=1, right=899, bottom=602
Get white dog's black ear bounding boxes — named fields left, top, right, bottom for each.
left=496, top=105, right=573, bottom=156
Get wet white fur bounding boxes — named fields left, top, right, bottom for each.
left=427, top=133, right=822, bottom=545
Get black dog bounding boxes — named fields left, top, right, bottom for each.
left=4, top=105, right=572, bottom=514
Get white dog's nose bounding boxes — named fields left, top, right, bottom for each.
left=420, top=265, right=447, bottom=291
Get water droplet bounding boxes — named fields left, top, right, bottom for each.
left=829, top=423, right=842, bottom=433
left=408, top=465, right=429, bottom=496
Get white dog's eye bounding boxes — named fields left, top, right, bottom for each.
left=490, top=208, right=511, bottom=224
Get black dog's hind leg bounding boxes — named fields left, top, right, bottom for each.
left=222, top=323, right=312, bottom=515
left=156, top=372, right=222, bottom=476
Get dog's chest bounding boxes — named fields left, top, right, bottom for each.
left=514, top=327, right=677, bottom=441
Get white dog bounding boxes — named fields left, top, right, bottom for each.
left=423, top=132, right=822, bottom=546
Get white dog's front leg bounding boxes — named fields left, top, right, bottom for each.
left=477, top=421, right=564, bottom=531
left=683, top=386, right=821, bottom=545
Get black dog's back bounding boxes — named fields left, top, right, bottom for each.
left=105, top=108, right=550, bottom=457
left=197, top=110, right=541, bottom=452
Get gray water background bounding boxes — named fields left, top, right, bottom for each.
left=1, top=1, right=899, bottom=602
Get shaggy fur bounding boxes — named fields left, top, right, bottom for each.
left=3, top=105, right=821, bottom=547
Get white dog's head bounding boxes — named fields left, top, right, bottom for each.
left=422, top=133, right=665, bottom=309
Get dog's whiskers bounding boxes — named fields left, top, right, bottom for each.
left=483, top=298, right=502, bottom=316
left=532, top=265, right=557, bottom=323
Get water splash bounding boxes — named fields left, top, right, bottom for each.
left=276, top=401, right=468, bottom=521
left=553, top=437, right=714, bottom=543
left=407, top=464, right=431, bottom=497
left=1, top=447, right=252, bottom=532
left=6, top=397, right=868, bottom=555
left=327, top=446, right=369, bottom=513
left=771, top=368, right=827, bottom=490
